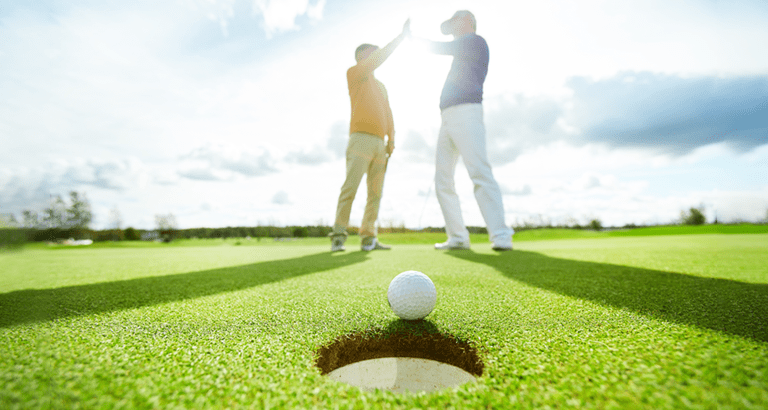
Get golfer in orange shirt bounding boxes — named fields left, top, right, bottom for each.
left=330, top=19, right=410, bottom=252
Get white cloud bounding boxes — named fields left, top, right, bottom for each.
left=500, top=184, right=532, bottom=196
left=62, top=158, right=148, bottom=190
left=182, top=0, right=326, bottom=38
left=0, top=157, right=152, bottom=225
left=180, top=144, right=277, bottom=178
left=178, top=167, right=227, bottom=182
left=484, top=95, right=573, bottom=165
left=399, top=130, right=434, bottom=163
left=567, top=72, right=768, bottom=153
left=705, top=190, right=768, bottom=223
left=326, top=121, right=349, bottom=159
left=482, top=73, right=768, bottom=166
left=253, top=0, right=325, bottom=37
left=1, top=0, right=767, bottom=231
left=272, top=190, right=291, bottom=205
left=284, top=146, right=333, bottom=166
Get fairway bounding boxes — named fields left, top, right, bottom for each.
left=1, top=231, right=767, bottom=408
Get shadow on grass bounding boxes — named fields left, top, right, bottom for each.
left=447, top=250, right=768, bottom=343
left=0, top=251, right=368, bottom=328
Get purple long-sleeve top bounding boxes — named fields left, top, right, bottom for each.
left=429, top=33, right=489, bottom=110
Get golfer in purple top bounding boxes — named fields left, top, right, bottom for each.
left=420, top=10, right=514, bottom=251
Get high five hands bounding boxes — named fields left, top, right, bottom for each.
left=402, top=19, right=411, bottom=39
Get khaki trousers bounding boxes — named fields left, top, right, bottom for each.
left=333, top=132, right=387, bottom=239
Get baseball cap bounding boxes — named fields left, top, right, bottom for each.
left=440, top=10, right=476, bottom=35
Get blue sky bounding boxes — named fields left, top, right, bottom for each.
left=1, top=0, right=767, bottom=230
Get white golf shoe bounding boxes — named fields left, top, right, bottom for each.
left=434, top=240, right=470, bottom=250
left=491, top=239, right=513, bottom=251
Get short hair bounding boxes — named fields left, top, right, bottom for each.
left=355, top=43, right=377, bottom=62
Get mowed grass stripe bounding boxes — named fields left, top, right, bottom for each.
left=0, top=232, right=766, bottom=408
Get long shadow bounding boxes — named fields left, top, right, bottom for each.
left=0, top=251, right=368, bottom=328
left=448, top=250, right=768, bottom=343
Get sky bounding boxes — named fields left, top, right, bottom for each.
left=1, top=0, right=767, bottom=230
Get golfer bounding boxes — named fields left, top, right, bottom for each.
left=330, top=20, right=410, bottom=252
left=422, top=11, right=514, bottom=250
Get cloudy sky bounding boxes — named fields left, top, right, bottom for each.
left=2, top=0, right=767, bottom=230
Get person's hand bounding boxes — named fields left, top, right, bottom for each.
left=402, top=19, right=411, bottom=38
left=386, top=140, right=395, bottom=156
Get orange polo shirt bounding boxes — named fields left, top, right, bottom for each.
left=347, top=64, right=394, bottom=139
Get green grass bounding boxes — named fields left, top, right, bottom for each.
left=1, top=227, right=767, bottom=408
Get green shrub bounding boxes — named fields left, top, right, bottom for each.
left=0, top=228, right=27, bottom=250
left=124, top=227, right=141, bottom=241
left=292, top=227, right=309, bottom=238
left=681, top=207, right=706, bottom=225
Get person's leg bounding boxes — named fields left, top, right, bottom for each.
left=333, top=134, right=371, bottom=240
left=360, top=134, right=387, bottom=245
left=450, top=104, right=513, bottom=245
left=435, top=107, right=470, bottom=244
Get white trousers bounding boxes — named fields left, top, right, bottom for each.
left=435, top=103, right=513, bottom=243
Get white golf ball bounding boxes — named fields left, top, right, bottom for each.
left=387, top=271, right=437, bottom=320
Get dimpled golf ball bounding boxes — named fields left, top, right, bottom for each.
left=387, top=271, right=437, bottom=320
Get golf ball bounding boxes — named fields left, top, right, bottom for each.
left=387, top=271, right=437, bottom=320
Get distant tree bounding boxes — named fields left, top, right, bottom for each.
left=66, top=191, right=93, bottom=229
left=155, top=213, right=177, bottom=231
left=588, top=219, right=603, bottom=231
left=0, top=213, right=18, bottom=228
left=292, top=226, right=309, bottom=238
left=124, top=227, right=141, bottom=241
left=155, top=213, right=178, bottom=242
left=101, top=207, right=124, bottom=241
left=42, top=195, right=67, bottom=228
left=253, top=226, right=269, bottom=238
left=565, top=216, right=580, bottom=229
left=22, top=210, right=40, bottom=229
left=109, top=207, right=123, bottom=230
left=681, top=207, right=706, bottom=225
left=39, top=191, right=92, bottom=231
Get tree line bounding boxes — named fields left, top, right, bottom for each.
left=17, top=191, right=93, bottom=232
left=3, top=225, right=337, bottom=243
left=2, top=190, right=758, bottom=249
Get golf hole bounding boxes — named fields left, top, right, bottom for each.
left=315, top=328, right=483, bottom=393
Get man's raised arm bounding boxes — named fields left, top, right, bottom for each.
left=410, top=37, right=459, bottom=56
left=357, top=19, right=411, bottom=73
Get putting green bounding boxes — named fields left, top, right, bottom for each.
left=1, top=231, right=766, bottom=408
